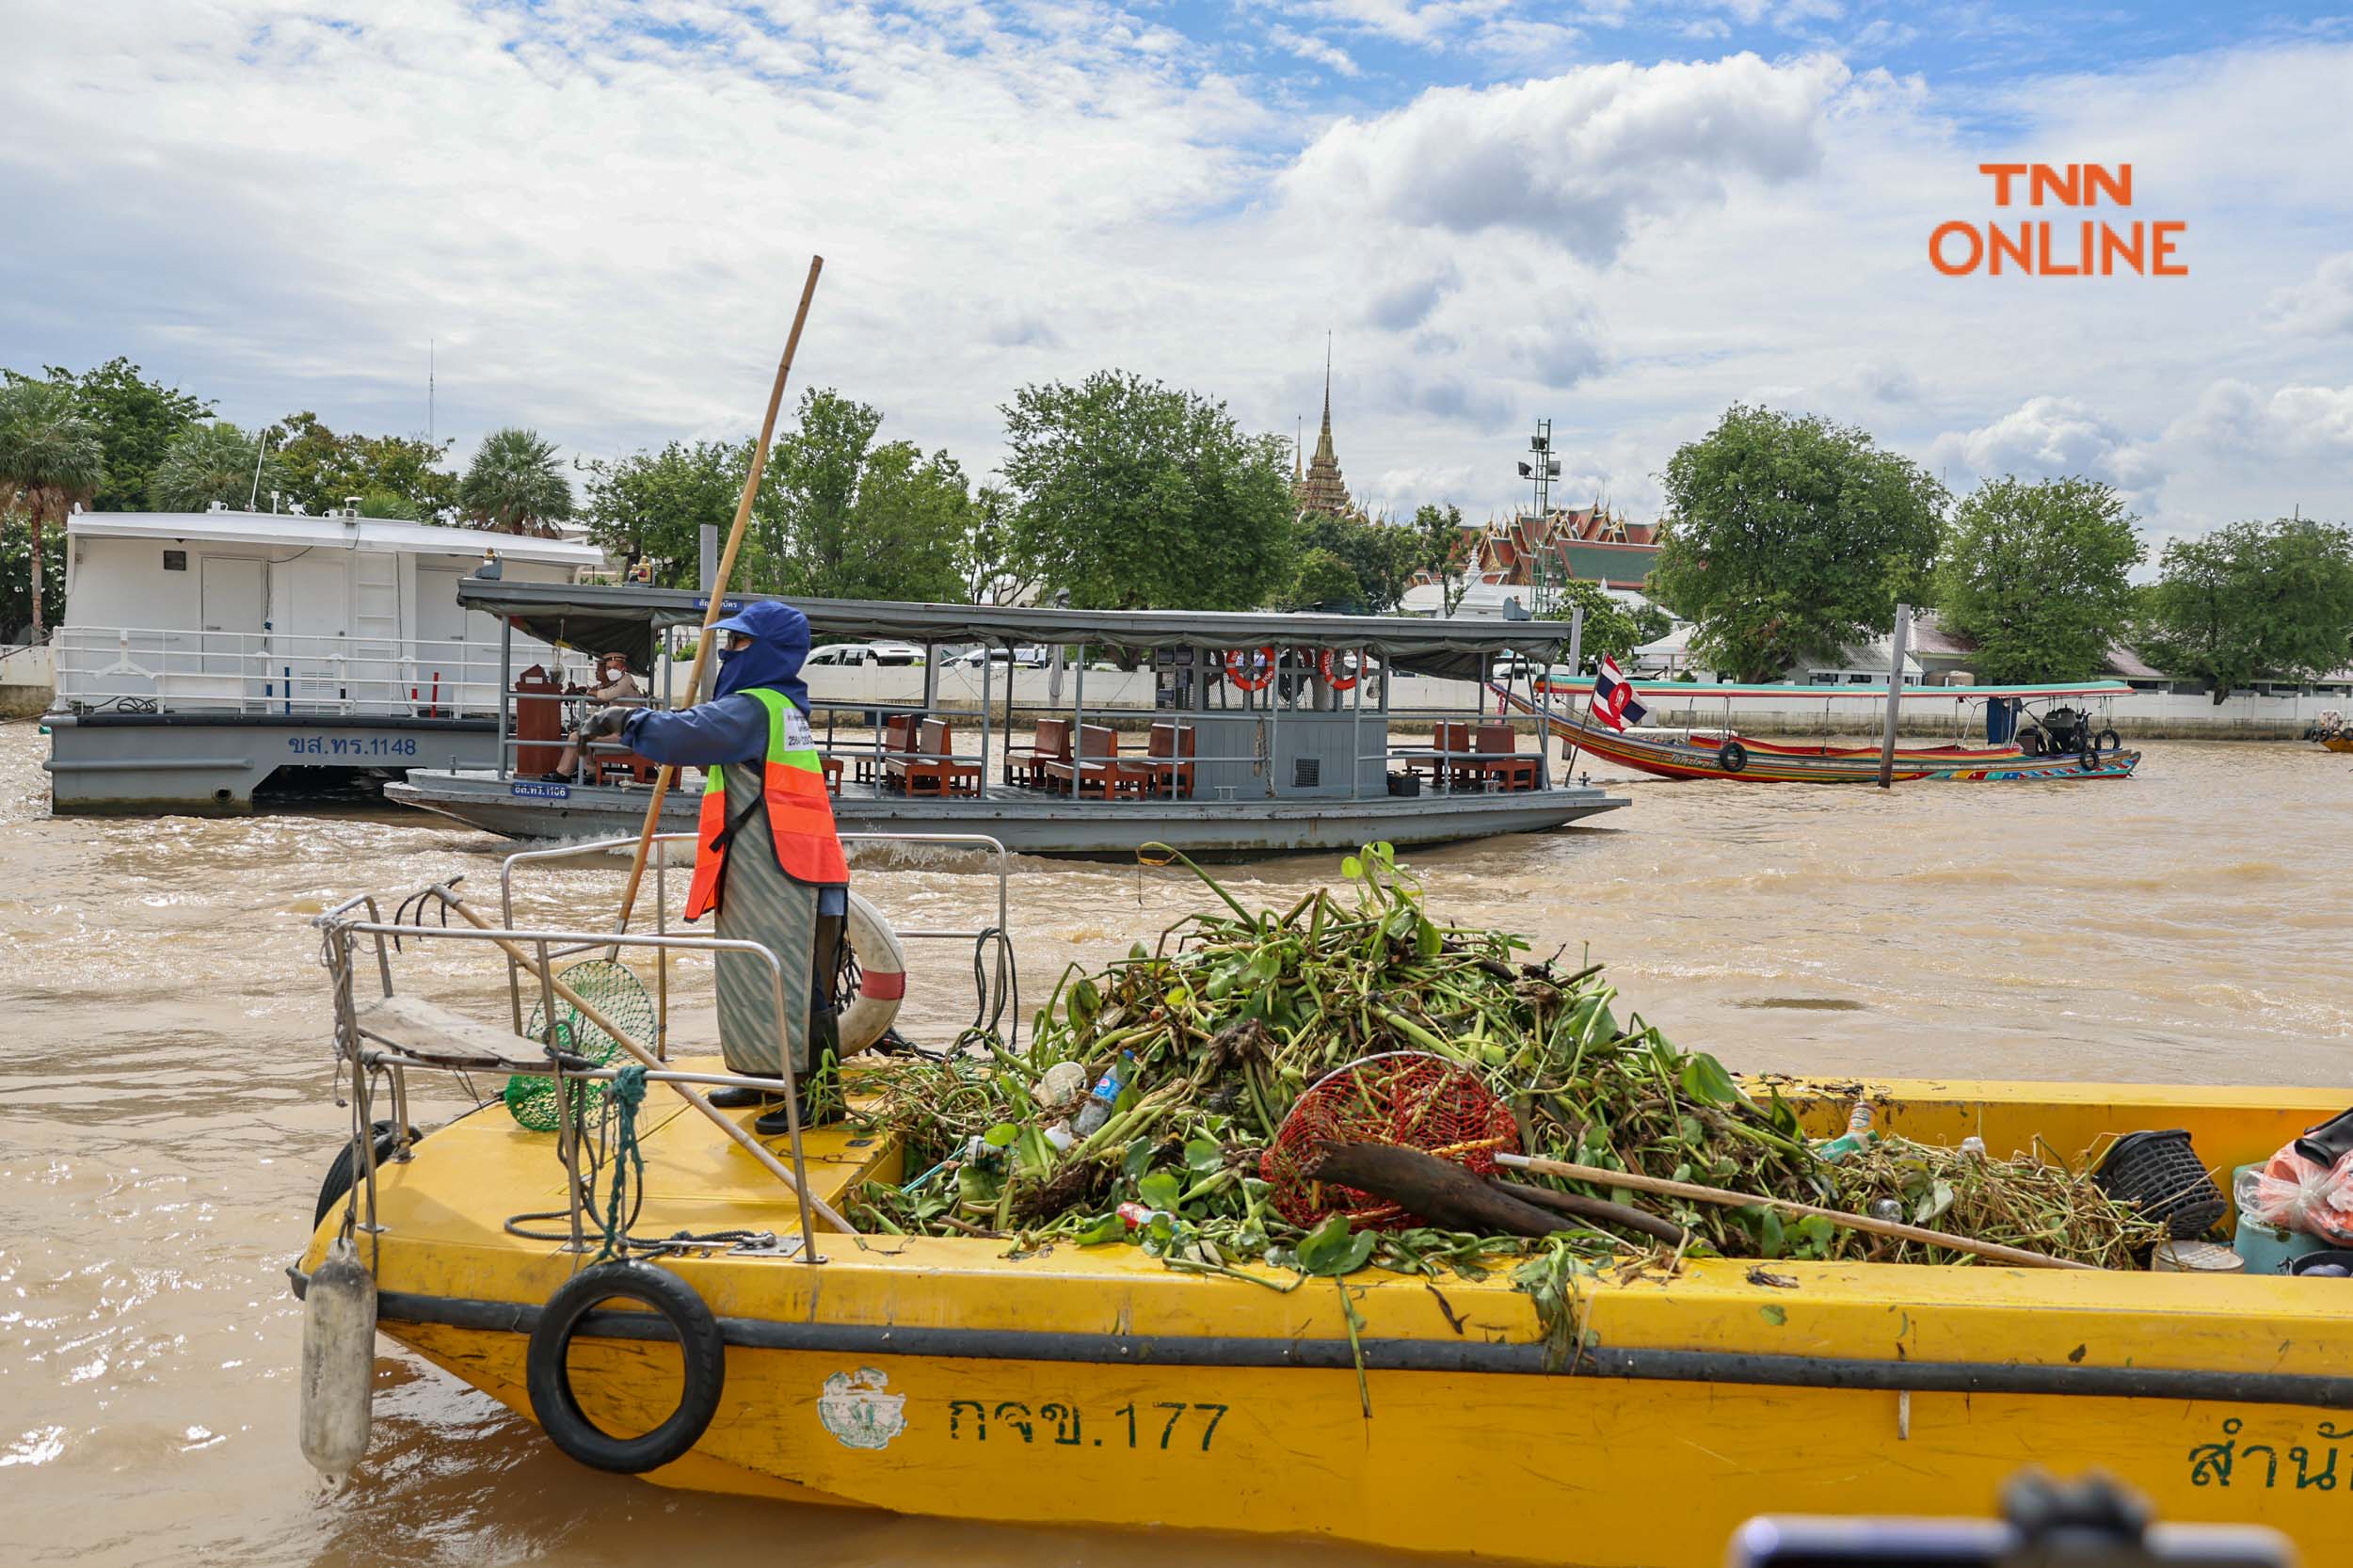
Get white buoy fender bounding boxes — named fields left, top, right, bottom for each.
left=299, top=1235, right=377, bottom=1480
left=837, top=890, right=905, bottom=1055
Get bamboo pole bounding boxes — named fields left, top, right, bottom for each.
left=615, top=256, right=824, bottom=936
left=437, top=886, right=856, bottom=1235
left=1494, top=1151, right=2095, bottom=1272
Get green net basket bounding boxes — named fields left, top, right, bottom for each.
left=504, top=959, right=656, bottom=1132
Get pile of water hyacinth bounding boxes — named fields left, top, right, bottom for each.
left=846, top=845, right=2160, bottom=1290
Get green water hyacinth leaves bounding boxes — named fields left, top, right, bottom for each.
left=1678, top=1051, right=1742, bottom=1108
left=848, top=840, right=2160, bottom=1307
left=1296, top=1217, right=1378, bottom=1277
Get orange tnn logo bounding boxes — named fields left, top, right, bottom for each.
left=1929, top=164, right=2185, bottom=277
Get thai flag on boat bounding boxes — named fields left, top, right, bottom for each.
left=1590, top=659, right=1649, bottom=732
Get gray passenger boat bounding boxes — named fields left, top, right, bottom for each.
left=384, top=582, right=1626, bottom=856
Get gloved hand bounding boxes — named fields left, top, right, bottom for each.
left=580, top=705, right=633, bottom=743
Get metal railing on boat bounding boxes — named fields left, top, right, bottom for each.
left=314, top=829, right=1016, bottom=1273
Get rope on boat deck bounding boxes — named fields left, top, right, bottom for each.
left=594, top=1064, right=649, bottom=1262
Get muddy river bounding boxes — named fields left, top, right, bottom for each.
left=3, top=721, right=2347, bottom=1563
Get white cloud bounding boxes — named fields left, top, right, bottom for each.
left=1281, top=53, right=1848, bottom=263
left=2265, top=253, right=2353, bottom=337
left=2164, top=379, right=2353, bottom=456
left=1929, top=396, right=2155, bottom=490
left=1, top=8, right=2349, bottom=548
left=1268, top=25, right=1361, bottom=77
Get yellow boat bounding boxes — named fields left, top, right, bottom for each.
left=295, top=863, right=2353, bottom=1567
left=2324, top=735, right=2353, bottom=753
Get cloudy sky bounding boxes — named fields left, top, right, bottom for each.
left=5, top=0, right=2349, bottom=554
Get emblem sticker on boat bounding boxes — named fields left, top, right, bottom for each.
left=817, top=1368, right=906, bottom=1450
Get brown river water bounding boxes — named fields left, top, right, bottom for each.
left=3, top=719, right=2350, bottom=1565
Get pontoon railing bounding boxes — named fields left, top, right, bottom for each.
left=55, top=624, right=590, bottom=718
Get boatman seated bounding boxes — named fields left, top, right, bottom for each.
left=577, top=600, right=848, bottom=1135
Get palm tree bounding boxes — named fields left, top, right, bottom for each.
left=459, top=427, right=572, bottom=536
left=0, top=379, right=104, bottom=640
left=151, top=420, right=283, bottom=513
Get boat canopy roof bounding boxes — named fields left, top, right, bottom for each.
left=1619, top=679, right=2137, bottom=701
left=68, top=509, right=603, bottom=567
left=456, top=579, right=1581, bottom=681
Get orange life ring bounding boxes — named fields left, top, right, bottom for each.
left=1318, top=648, right=1360, bottom=691
left=1225, top=646, right=1275, bottom=692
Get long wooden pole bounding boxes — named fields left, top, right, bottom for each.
left=615, top=256, right=824, bottom=935
left=1876, top=600, right=1913, bottom=789
left=437, top=887, right=856, bottom=1234
left=1494, top=1151, right=2094, bottom=1271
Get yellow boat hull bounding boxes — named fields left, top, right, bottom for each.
left=301, top=1073, right=2353, bottom=1565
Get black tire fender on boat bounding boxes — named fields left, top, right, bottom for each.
left=1718, top=740, right=1749, bottom=775
left=312, top=1120, right=421, bottom=1226
left=2096, top=727, right=2121, bottom=752
left=526, top=1260, right=726, bottom=1475
left=2078, top=749, right=2099, bottom=773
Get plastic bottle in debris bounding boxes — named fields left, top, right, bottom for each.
left=1961, top=1135, right=1988, bottom=1160
left=1071, top=1051, right=1137, bottom=1139
left=1812, top=1100, right=1879, bottom=1163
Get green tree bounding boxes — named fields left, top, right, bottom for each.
left=1540, top=579, right=1673, bottom=671
left=1000, top=371, right=1295, bottom=611
left=357, top=490, right=422, bottom=520
left=460, top=426, right=572, bottom=536
left=150, top=421, right=286, bottom=513
left=1649, top=405, right=1945, bottom=681
left=1414, top=503, right=1473, bottom=616
left=1287, top=548, right=1364, bottom=611
left=750, top=390, right=975, bottom=602
left=1285, top=511, right=1424, bottom=612
left=1932, top=475, right=2142, bottom=683
left=0, top=378, right=104, bottom=638
left=2139, top=518, right=2353, bottom=701
left=268, top=411, right=458, bottom=519
left=5, top=358, right=210, bottom=511
left=960, top=485, right=1035, bottom=605
left=583, top=439, right=745, bottom=586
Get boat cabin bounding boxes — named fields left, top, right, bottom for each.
left=44, top=508, right=604, bottom=815
left=386, top=584, right=1629, bottom=855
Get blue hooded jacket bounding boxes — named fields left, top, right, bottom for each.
left=620, top=600, right=814, bottom=768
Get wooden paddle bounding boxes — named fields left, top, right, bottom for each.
left=1496, top=1151, right=2097, bottom=1271
left=613, top=256, right=824, bottom=938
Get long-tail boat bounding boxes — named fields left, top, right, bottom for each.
left=1502, top=679, right=2142, bottom=783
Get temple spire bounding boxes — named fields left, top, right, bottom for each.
left=1292, top=334, right=1353, bottom=518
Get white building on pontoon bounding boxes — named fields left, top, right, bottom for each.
left=43, top=505, right=604, bottom=814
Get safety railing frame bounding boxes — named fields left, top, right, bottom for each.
left=494, top=830, right=1013, bottom=1054
left=316, top=892, right=834, bottom=1266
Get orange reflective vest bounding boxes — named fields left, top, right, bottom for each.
left=683, top=687, right=848, bottom=921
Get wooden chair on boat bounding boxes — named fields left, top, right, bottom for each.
left=918, top=717, right=981, bottom=797
left=858, top=715, right=915, bottom=786
left=1401, top=720, right=1457, bottom=788
left=881, top=715, right=930, bottom=793
left=1428, top=720, right=1480, bottom=790
left=1473, top=723, right=1540, bottom=792
left=1119, top=721, right=1195, bottom=799
left=1005, top=717, right=1071, bottom=788
left=1041, top=723, right=1121, bottom=799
